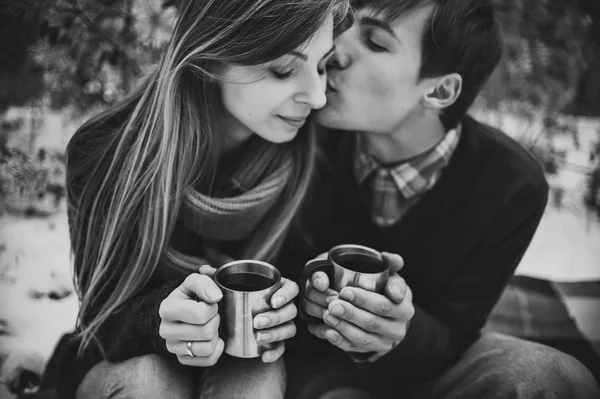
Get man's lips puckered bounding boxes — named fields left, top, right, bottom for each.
left=326, top=77, right=339, bottom=92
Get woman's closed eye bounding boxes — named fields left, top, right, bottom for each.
left=271, top=68, right=296, bottom=80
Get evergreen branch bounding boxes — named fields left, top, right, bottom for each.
left=0, top=0, right=52, bottom=21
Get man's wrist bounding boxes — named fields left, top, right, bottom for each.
left=362, top=319, right=412, bottom=363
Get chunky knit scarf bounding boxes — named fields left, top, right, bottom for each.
left=162, top=137, right=293, bottom=274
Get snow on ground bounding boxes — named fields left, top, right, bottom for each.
left=513, top=115, right=600, bottom=281
left=0, top=211, right=77, bottom=398
left=518, top=204, right=600, bottom=282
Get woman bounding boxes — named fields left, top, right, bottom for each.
left=58, top=0, right=350, bottom=397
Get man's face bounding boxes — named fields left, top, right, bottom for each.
left=316, top=5, right=435, bottom=134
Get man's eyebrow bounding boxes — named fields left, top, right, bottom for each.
left=360, top=16, right=397, bottom=39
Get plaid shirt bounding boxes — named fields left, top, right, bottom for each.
left=354, top=125, right=461, bottom=227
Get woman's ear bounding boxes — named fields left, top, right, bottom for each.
left=423, top=73, right=462, bottom=110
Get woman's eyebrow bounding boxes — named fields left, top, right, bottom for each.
left=289, top=45, right=336, bottom=62
left=289, top=50, right=308, bottom=61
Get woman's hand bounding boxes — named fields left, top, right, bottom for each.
left=159, top=273, right=225, bottom=367
left=199, top=265, right=299, bottom=364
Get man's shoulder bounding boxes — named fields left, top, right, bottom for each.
left=460, top=115, right=548, bottom=192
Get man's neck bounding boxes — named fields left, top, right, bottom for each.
left=361, top=116, right=446, bottom=164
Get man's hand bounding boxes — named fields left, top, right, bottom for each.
left=307, top=253, right=414, bottom=358
left=302, top=252, right=339, bottom=320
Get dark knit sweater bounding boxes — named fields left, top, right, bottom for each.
left=280, top=115, right=549, bottom=382
left=56, top=115, right=548, bottom=396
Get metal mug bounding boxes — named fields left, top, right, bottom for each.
left=298, top=244, right=389, bottom=323
left=213, top=260, right=281, bottom=358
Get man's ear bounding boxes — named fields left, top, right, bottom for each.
left=423, top=73, right=462, bottom=110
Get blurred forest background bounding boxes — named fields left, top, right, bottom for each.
left=1, top=0, right=600, bottom=218
left=1, top=0, right=600, bottom=397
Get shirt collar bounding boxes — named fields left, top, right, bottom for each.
left=354, top=124, right=462, bottom=199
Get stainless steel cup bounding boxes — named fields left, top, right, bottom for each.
left=214, top=260, right=281, bottom=358
left=298, top=244, right=389, bottom=323
left=297, top=244, right=389, bottom=363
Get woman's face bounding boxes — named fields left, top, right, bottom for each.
left=220, top=15, right=335, bottom=144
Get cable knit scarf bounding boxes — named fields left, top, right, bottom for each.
left=162, top=137, right=293, bottom=274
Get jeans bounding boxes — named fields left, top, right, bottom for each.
left=285, top=333, right=600, bottom=399
left=75, top=354, right=285, bottom=399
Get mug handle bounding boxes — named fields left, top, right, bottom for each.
left=297, top=258, right=333, bottom=323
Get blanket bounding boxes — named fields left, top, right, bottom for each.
left=485, top=275, right=600, bottom=382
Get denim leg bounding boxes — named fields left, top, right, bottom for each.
left=198, top=354, right=285, bottom=399
left=411, top=333, right=600, bottom=399
left=75, top=354, right=197, bottom=399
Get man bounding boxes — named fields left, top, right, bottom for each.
left=279, top=0, right=600, bottom=397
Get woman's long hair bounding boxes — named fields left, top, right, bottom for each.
left=68, top=0, right=350, bottom=354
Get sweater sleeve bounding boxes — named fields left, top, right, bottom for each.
left=379, top=180, right=549, bottom=378
left=96, top=276, right=183, bottom=361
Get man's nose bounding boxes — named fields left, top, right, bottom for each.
left=328, top=37, right=352, bottom=70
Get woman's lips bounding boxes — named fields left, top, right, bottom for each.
left=277, top=115, right=307, bottom=128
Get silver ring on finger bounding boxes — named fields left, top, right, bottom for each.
left=186, top=341, right=195, bottom=358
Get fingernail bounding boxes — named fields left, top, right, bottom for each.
left=205, top=287, right=222, bottom=300
left=390, top=284, right=404, bottom=298
left=255, top=316, right=270, bottom=328
left=257, top=332, right=272, bottom=342
left=272, top=295, right=285, bottom=308
left=325, top=295, right=338, bottom=304
left=331, top=304, right=345, bottom=316
left=325, top=313, right=339, bottom=326
left=263, top=353, right=272, bottom=362
left=314, top=277, right=324, bottom=290
left=340, top=289, right=354, bottom=301
left=325, top=330, right=339, bottom=343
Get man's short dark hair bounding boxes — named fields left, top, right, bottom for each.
left=356, top=0, right=503, bottom=128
